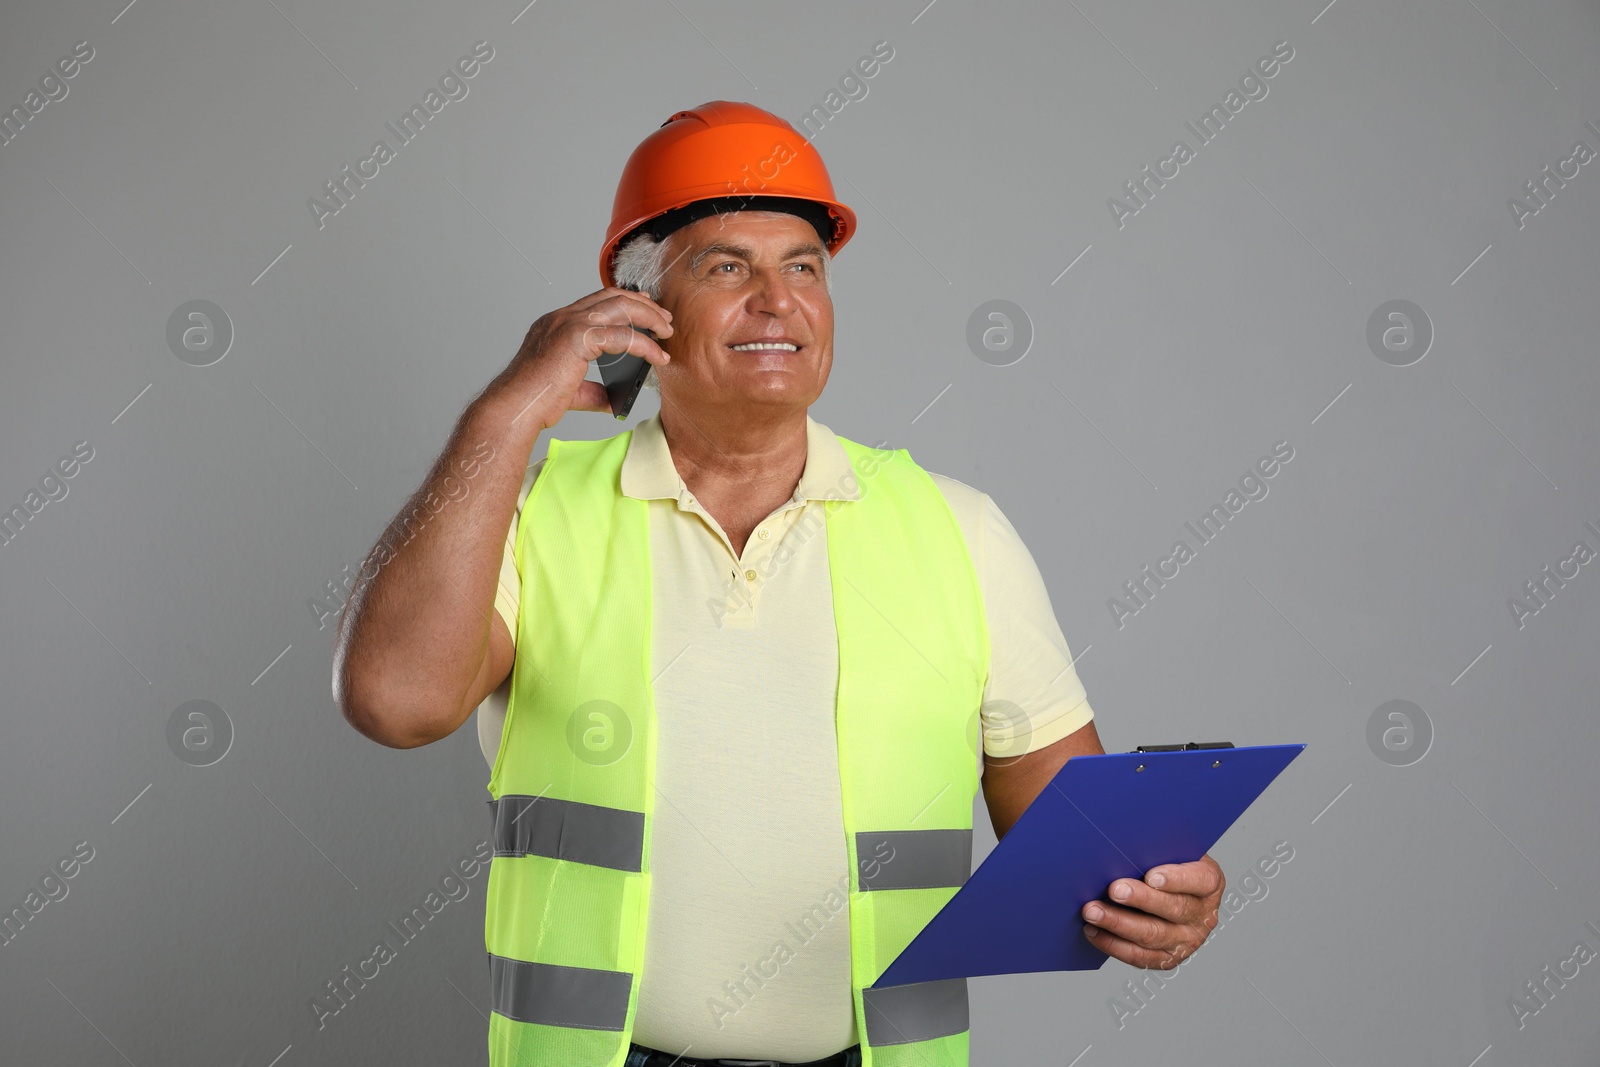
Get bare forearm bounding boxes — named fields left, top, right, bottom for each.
left=982, top=718, right=1104, bottom=839
left=333, top=389, right=541, bottom=746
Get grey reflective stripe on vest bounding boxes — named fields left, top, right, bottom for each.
left=855, top=829, right=972, bottom=890
left=862, top=977, right=969, bottom=1045
left=490, top=795, right=645, bottom=873
left=487, top=952, right=632, bottom=1031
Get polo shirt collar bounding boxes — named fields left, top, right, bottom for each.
left=619, top=412, right=862, bottom=505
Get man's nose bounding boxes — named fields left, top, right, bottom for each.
left=747, top=267, right=799, bottom=314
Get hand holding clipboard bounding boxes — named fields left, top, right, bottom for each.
left=870, top=742, right=1305, bottom=987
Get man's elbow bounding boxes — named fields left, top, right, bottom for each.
left=333, top=671, right=450, bottom=749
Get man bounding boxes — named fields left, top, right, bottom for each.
left=334, top=101, right=1223, bottom=1067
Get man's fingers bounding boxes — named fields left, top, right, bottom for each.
left=577, top=289, right=674, bottom=335
left=1082, top=923, right=1178, bottom=970
left=1081, top=899, right=1175, bottom=949
left=1081, top=857, right=1222, bottom=970
left=573, top=286, right=673, bottom=317
left=581, top=324, right=671, bottom=367
left=1145, top=857, right=1223, bottom=899
left=1107, top=878, right=1187, bottom=923
left=584, top=303, right=674, bottom=340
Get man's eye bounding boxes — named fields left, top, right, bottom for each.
left=714, top=262, right=738, bottom=273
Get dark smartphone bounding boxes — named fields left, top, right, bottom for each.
left=596, top=326, right=655, bottom=421
left=595, top=283, right=661, bottom=421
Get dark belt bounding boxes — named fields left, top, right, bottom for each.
left=625, top=1042, right=861, bottom=1067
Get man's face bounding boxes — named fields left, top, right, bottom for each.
left=652, top=211, right=834, bottom=415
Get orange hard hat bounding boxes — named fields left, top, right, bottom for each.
left=599, top=100, right=857, bottom=289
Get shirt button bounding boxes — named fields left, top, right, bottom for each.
left=757, top=527, right=770, bottom=540
left=744, top=569, right=758, bottom=582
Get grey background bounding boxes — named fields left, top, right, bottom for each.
left=2, top=0, right=1597, bottom=1063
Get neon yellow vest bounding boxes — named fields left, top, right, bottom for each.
left=485, top=427, right=990, bottom=1067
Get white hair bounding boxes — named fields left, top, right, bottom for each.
left=610, top=211, right=834, bottom=391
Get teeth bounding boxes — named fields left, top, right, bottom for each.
left=731, top=342, right=798, bottom=351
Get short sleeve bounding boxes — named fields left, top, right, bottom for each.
left=491, top=457, right=546, bottom=640
left=925, top=474, right=1094, bottom=762
left=479, top=456, right=546, bottom=770
left=971, top=490, right=1094, bottom=759
left=492, top=526, right=520, bottom=638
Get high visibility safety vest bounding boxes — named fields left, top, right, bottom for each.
left=484, top=427, right=991, bottom=1067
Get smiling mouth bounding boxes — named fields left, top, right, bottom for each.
left=729, top=342, right=802, bottom=353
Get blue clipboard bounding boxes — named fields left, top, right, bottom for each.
left=869, top=742, right=1305, bottom=988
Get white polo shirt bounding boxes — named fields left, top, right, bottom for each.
left=476, top=412, right=1093, bottom=1061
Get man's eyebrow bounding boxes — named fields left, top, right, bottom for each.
left=689, top=241, right=826, bottom=272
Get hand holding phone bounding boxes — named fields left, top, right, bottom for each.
left=490, top=287, right=672, bottom=434
left=596, top=323, right=659, bottom=421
